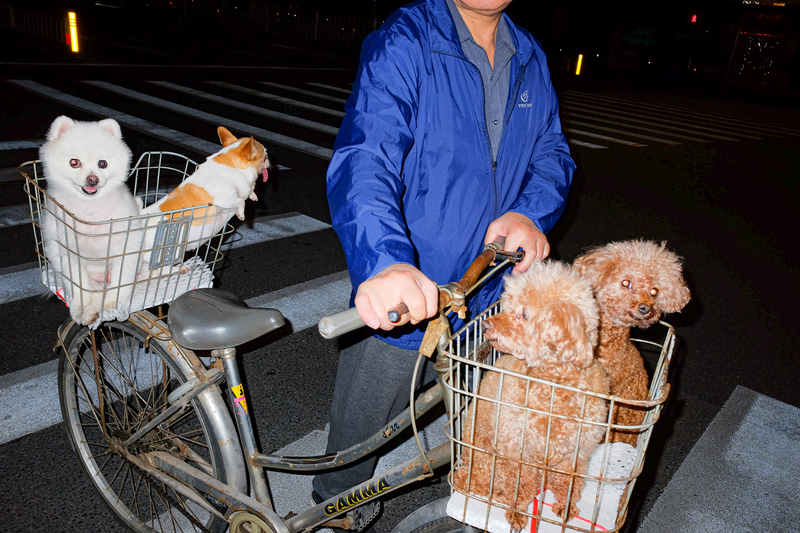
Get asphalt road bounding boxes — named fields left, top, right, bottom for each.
left=1, top=9, right=799, bottom=533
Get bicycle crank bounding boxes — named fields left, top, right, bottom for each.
left=230, top=511, right=277, bottom=533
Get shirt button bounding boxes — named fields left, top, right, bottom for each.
left=493, top=120, right=498, bottom=125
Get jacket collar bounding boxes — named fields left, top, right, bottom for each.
left=427, top=0, right=533, bottom=64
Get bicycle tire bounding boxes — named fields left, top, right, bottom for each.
left=58, top=314, right=236, bottom=533
left=408, top=516, right=466, bottom=533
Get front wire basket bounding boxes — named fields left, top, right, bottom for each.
left=22, top=151, right=236, bottom=327
left=442, top=301, right=675, bottom=533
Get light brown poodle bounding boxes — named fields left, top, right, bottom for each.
left=573, top=240, right=690, bottom=445
left=453, top=260, right=610, bottom=531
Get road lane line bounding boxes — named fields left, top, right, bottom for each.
left=208, top=82, right=345, bottom=118
left=147, top=81, right=339, bottom=136
left=83, top=80, right=333, bottom=160
left=0, top=213, right=331, bottom=306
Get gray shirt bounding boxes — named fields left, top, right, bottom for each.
left=446, top=0, right=517, bottom=162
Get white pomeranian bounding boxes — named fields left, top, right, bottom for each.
left=40, top=116, right=143, bottom=326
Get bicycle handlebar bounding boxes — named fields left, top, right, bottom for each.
left=317, top=238, right=522, bottom=340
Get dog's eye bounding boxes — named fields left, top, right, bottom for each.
left=650, top=288, right=659, bottom=296
left=97, top=160, right=108, bottom=169
left=621, top=279, right=631, bottom=288
left=69, top=159, right=81, bottom=169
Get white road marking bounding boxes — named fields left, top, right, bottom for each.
left=83, top=80, right=333, bottom=160
left=209, top=82, right=346, bottom=118
left=0, top=140, right=43, bottom=151
left=568, top=139, right=608, bottom=149
left=147, top=81, right=339, bottom=136
left=562, top=118, right=683, bottom=146
left=0, top=213, right=331, bottom=306
left=561, top=96, right=759, bottom=141
left=8, top=79, right=225, bottom=155
left=260, top=82, right=348, bottom=105
left=305, top=82, right=353, bottom=97
left=564, top=128, right=647, bottom=147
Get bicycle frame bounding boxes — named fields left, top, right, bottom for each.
left=125, top=338, right=455, bottom=533
left=102, top=242, right=519, bottom=532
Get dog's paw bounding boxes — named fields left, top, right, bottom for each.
left=71, top=304, right=100, bottom=326
left=551, top=500, right=579, bottom=521
left=504, top=510, right=528, bottom=533
left=249, top=191, right=258, bottom=201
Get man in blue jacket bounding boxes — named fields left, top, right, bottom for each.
left=313, top=0, right=576, bottom=526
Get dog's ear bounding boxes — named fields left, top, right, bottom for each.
left=657, top=270, right=691, bottom=313
left=97, top=118, right=123, bottom=139
left=218, top=126, right=238, bottom=147
left=46, top=116, right=75, bottom=141
left=654, top=243, right=691, bottom=313
left=540, top=303, right=596, bottom=369
left=573, top=248, right=612, bottom=288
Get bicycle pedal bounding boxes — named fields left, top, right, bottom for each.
left=346, top=500, right=380, bottom=532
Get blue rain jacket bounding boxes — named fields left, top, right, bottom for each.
left=327, top=0, right=576, bottom=349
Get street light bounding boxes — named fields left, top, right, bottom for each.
left=68, top=12, right=79, bottom=53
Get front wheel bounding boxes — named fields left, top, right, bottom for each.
left=57, top=313, right=238, bottom=533
left=393, top=497, right=478, bottom=533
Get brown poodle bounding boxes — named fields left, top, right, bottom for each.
left=573, top=240, right=690, bottom=445
left=453, top=260, right=609, bottom=531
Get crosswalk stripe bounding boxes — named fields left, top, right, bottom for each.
left=147, top=81, right=340, bottom=136
left=0, top=140, right=43, bottom=151
left=0, top=269, right=352, bottom=446
left=0, top=204, right=31, bottom=229
left=562, top=118, right=682, bottom=146
left=568, top=139, right=608, bottom=149
left=208, top=81, right=346, bottom=118
left=561, top=95, right=762, bottom=141
left=564, top=128, right=647, bottom=147
left=306, top=82, right=353, bottom=97
left=260, top=82, right=348, bottom=105
left=83, top=81, right=334, bottom=160
left=564, top=90, right=800, bottom=136
left=0, top=213, right=331, bottom=306
left=561, top=108, right=710, bottom=143
left=8, top=79, right=224, bottom=155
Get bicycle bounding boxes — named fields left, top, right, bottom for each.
left=23, top=152, right=676, bottom=533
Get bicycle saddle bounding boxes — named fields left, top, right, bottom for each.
left=168, top=288, right=285, bottom=350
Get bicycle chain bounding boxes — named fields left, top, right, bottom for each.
left=126, top=456, right=214, bottom=533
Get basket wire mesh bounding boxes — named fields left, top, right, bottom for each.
left=22, top=151, right=235, bottom=327
left=442, top=301, right=675, bottom=533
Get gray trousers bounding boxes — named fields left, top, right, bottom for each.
left=312, top=332, right=438, bottom=499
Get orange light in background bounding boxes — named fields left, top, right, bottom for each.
left=68, top=12, right=79, bottom=52
left=575, top=54, right=583, bottom=75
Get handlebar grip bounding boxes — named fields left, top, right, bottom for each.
left=318, top=307, right=365, bottom=339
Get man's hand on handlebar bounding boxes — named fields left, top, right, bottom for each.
left=354, top=263, right=439, bottom=331
left=485, top=212, right=549, bottom=273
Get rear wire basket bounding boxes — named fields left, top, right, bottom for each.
left=442, top=301, right=675, bottom=533
left=22, top=151, right=235, bottom=326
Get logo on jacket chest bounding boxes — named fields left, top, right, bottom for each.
left=518, top=90, right=532, bottom=109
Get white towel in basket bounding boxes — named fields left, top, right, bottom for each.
left=43, top=256, right=215, bottom=329
left=447, top=442, right=637, bottom=533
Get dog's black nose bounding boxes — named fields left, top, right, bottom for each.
left=638, top=304, right=651, bottom=315
left=86, top=175, right=99, bottom=187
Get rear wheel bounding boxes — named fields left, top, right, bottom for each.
left=58, top=314, right=234, bottom=533
left=409, top=516, right=465, bottom=533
